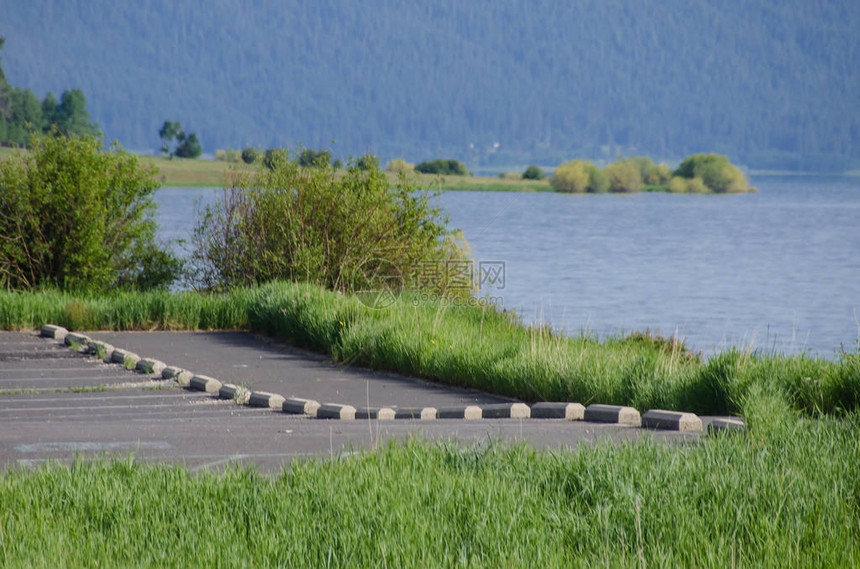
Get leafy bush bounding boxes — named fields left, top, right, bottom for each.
left=215, top=148, right=240, bottom=163
left=385, top=158, right=414, bottom=174
left=354, top=154, right=380, bottom=171
left=191, top=153, right=472, bottom=297
left=673, top=153, right=749, bottom=192
left=667, top=175, right=708, bottom=193
left=297, top=148, right=331, bottom=168
left=0, top=134, right=180, bottom=291
left=262, top=147, right=288, bottom=170
left=521, top=165, right=545, bottom=180
left=241, top=147, right=258, bottom=164
left=551, top=159, right=608, bottom=193
left=551, top=160, right=589, bottom=192
left=415, top=158, right=470, bottom=176
left=667, top=176, right=688, bottom=193
left=605, top=160, right=643, bottom=192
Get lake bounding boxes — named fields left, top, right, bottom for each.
left=154, top=176, right=860, bottom=357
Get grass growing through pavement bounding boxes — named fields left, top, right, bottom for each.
left=2, top=281, right=857, bottom=415
left=0, top=396, right=858, bottom=567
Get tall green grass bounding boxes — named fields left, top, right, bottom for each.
left=1, top=404, right=858, bottom=567
left=2, top=282, right=858, bottom=415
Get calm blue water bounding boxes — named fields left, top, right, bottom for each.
left=154, top=177, right=860, bottom=357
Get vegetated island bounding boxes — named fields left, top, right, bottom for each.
left=130, top=148, right=755, bottom=194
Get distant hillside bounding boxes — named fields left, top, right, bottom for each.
left=2, top=0, right=858, bottom=171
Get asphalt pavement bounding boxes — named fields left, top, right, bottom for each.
left=0, top=330, right=704, bottom=473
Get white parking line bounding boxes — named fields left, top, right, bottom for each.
left=15, top=441, right=173, bottom=453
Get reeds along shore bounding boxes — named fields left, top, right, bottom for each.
left=3, top=281, right=857, bottom=416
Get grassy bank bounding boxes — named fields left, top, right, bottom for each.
left=138, top=155, right=254, bottom=187
left=139, top=154, right=553, bottom=191
left=1, top=400, right=858, bottom=567
left=3, top=282, right=858, bottom=416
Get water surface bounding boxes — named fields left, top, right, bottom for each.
left=154, top=176, right=860, bottom=357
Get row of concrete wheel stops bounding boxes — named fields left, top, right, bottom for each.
left=40, top=324, right=745, bottom=434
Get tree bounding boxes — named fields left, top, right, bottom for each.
left=0, top=40, right=96, bottom=147
left=56, top=89, right=96, bottom=137
left=0, top=37, right=8, bottom=122
left=4, top=88, right=42, bottom=147
left=158, top=121, right=202, bottom=159
left=241, top=147, right=258, bottom=164
left=297, top=148, right=331, bottom=167
left=158, top=121, right=180, bottom=156
left=415, top=158, right=469, bottom=175
left=522, top=165, right=545, bottom=180
left=40, top=92, right=60, bottom=132
left=0, top=133, right=179, bottom=291
left=174, top=131, right=202, bottom=158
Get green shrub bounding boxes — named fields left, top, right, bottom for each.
left=354, top=153, right=380, bottom=171
left=191, top=153, right=472, bottom=297
left=551, top=159, right=608, bottom=193
left=0, top=134, right=179, bottom=292
left=673, top=153, right=749, bottom=192
left=262, top=148, right=288, bottom=170
left=551, top=160, right=589, bottom=192
left=297, top=148, right=331, bottom=168
left=415, top=158, right=470, bottom=176
left=521, top=165, right=545, bottom=180
left=667, top=176, right=689, bottom=193
left=215, top=148, right=240, bottom=163
left=385, top=158, right=414, bottom=174
left=605, top=160, right=643, bottom=192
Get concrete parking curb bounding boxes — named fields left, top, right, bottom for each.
left=40, top=324, right=728, bottom=433
left=161, top=366, right=185, bottom=380
left=584, top=404, right=642, bottom=426
left=249, top=391, right=286, bottom=409
left=708, top=418, right=746, bottom=434
left=355, top=407, right=396, bottom=420
left=190, top=374, right=222, bottom=393
left=437, top=405, right=481, bottom=419
left=87, top=340, right=114, bottom=360
left=136, top=358, right=167, bottom=377
left=40, top=325, right=68, bottom=341
left=394, top=407, right=438, bottom=420
left=64, top=332, right=91, bottom=350
left=316, top=403, right=357, bottom=420
left=642, top=409, right=703, bottom=432
left=481, top=402, right=531, bottom=419
left=219, top=383, right=250, bottom=404
left=282, top=397, right=322, bottom=417
left=531, top=402, right=585, bottom=420
left=110, top=349, right=141, bottom=369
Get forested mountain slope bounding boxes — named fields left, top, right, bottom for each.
left=2, top=0, right=857, bottom=170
